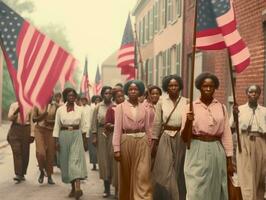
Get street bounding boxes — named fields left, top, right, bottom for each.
left=0, top=122, right=113, bottom=200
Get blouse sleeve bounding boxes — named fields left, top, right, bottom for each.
left=221, top=105, right=233, bottom=157
left=52, top=108, right=61, bottom=138
left=81, top=108, right=90, bottom=137
left=145, top=105, right=152, bottom=144
left=152, top=100, right=163, bottom=139
left=113, top=104, right=123, bottom=152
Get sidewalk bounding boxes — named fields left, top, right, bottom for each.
left=0, top=121, right=10, bottom=149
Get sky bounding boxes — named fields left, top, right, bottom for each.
left=26, top=0, right=137, bottom=83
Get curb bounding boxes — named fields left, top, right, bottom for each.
left=0, top=141, right=9, bottom=149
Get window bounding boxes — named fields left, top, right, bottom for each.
left=161, top=0, right=166, bottom=29
left=176, top=0, right=182, bottom=18
left=150, top=9, right=154, bottom=39
left=142, top=17, right=145, bottom=45
left=148, top=58, right=154, bottom=85
left=167, top=49, right=171, bottom=75
left=156, top=55, right=160, bottom=85
left=176, top=43, right=181, bottom=75
left=145, top=14, right=149, bottom=43
left=154, top=1, right=158, bottom=34
left=138, top=21, right=142, bottom=46
left=162, top=51, right=167, bottom=77
left=167, top=0, right=173, bottom=23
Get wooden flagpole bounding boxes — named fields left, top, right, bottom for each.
left=182, top=0, right=198, bottom=149
left=228, top=53, right=242, bottom=153
left=134, top=23, right=145, bottom=83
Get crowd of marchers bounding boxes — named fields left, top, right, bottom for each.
left=6, top=72, right=266, bottom=200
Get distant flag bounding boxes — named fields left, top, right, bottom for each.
left=0, top=2, right=78, bottom=121
left=117, top=14, right=136, bottom=80
left=93, top=65, right=102, bottom=95
left=80, top=57, right=90, bottom=100
left=196, top=0, right=250, bottom=73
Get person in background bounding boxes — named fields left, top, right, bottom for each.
left=152, top=75, right=187, bottom=200
left=113, top=80, right=153, bottom=200
left=231, top=85, right=266, bottom=200
left=91, top=86, right=113, bottom=198
left=53, top=88, right=89, bottom=200
left=105, top=88, right=125, bottom=199
left=181, top=72, right=234, bottom=200
left=88, top=95, right=102, bottom=171
left=32, top=94, right=59, bottom=185
left=7, top=102, right=34, bottom=183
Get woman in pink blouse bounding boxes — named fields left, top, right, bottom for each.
left=113, top=80, right=153, bottom=200
left=181, top=72, right=234, bottom=200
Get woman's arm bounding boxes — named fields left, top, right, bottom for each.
left=113, top=104, right=123, bottom=152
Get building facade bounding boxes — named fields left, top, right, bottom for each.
left=133, top=0, right=184, bottom=87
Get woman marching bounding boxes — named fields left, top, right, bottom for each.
left=152, top=75, right=187, bottom=200
left=91, top=86, right=113, bottom=198
left=113, top=80, right=153, bottom=200
left=181, top=72, right=234, bottom=200
left=53, top=88, right=89, bottom=200
left=104, top=88, right=125, bottom=198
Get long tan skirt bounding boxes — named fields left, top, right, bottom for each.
left=119, top=135, right=152, bottom=200
left=237, top=134, right=266, bottom=200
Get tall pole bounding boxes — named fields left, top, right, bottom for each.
left=185, top=0, right=198, bottom=149
left=228, top=54, right=242, bottom=153
left=0, top=50, right=3, bottom=126
left=134, top=23, right=144, bottom=83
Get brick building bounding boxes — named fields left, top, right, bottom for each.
left=183, top=0, right=266, bottom=107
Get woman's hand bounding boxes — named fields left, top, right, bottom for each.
left=82, top=133, right=88, bottom=152
left=226, top=157, right=235, bottom=176
left=186, top=111, right=194, bottom=121
left=92, top=134, right=97, bottom=146
left=151, top=139, right=158, bottom=158
left=114, top=151, right=121, bottom=162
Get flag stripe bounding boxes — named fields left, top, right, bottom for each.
left=235, top=58, right=250, bottom=73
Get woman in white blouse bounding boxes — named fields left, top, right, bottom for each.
left=53, top=88, right=89, bottom=200
left=152, top=75, right=187, bottom=200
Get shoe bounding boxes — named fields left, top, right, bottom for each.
left=47, top=176, right=55, bottom=185
left=20, top=176, right=25, bottom=181
left=13, top=175, right=22, bottom=183
left=102, top=192, right=110, bottom=198
left=38, top=171, right=45, bottom=184
left=75, top=189, right=83, bottom=200
left=68, top=190, right=75, bottom=198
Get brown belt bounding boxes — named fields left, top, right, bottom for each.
left=123, top=128, right=145, bottom=134
left=163, top=125, right=181, bottom=131
left=61, top=125, right=80, bottom=131
left=192, top=134, right=221, bottom=142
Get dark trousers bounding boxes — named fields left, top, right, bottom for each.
left=7, top=123, right=31, bottom=176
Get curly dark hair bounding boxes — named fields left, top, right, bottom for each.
left=195, top=72, right=220, bottom=90
left=62, top=88, right=78, bottom=103
left=91, top=95, right=102, bottom=103
left=148, top=85, right=162, bottom=96
left=124, top=80, right=145, bottom=96
left=112, top=88, right=124, bottom=101
left=100, top=86, right=112, bottom=98
left=162, top=75, right=183, bottom=92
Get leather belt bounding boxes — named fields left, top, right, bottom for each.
left=163, top=125, right=181, bottom=131
left=123, top=128, right=145, bottom=134
left=192, top=134, right=221, bottom=142
left=61, top=125, right=80, bottom=131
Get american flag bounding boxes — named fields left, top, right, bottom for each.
left=0, top=2, right=78, bottom=121
left=80, top=57, right=90, bottom=100
left=196, top=0, right=250, bottom=73
left=93, top=65, right=102, bottom=95
left=117, top=15, right=136, bottom=80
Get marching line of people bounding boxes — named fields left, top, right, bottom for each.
left=6, top=72, right=266, bottom=200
